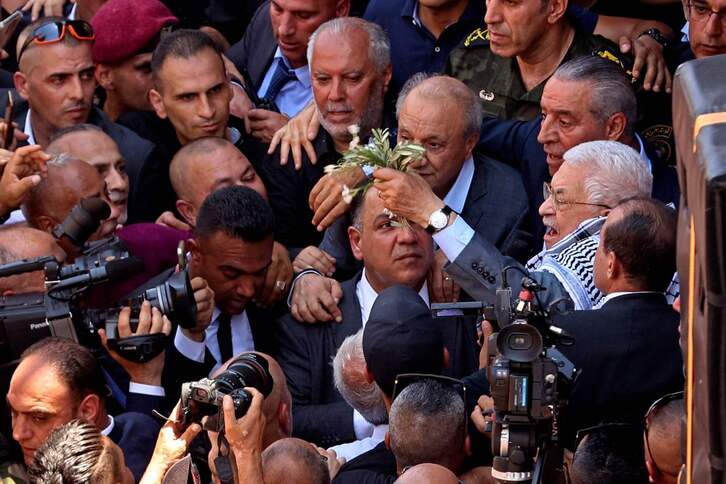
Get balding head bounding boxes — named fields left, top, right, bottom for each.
left=645, top=393, right=683, bottom=483
left=262, top=438, right=330, bottom=484
left=0, top=225, right=66, bottom=294
left=170, top=137, right=267, bottom=227
left=21, top=157, right=117, bottom=240
left=395, top=463, right=460, bottom=484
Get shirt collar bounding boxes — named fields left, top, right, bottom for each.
left=597, top=291, right=663, bottom=308
left=23, top=110, right=36, bottom=146
left=402, top=0, right=419, bottom=19
left=357, top=269, right=430, bottom=324
left=635, top=133, right=653, bottom=173
left=442, top=156, right=474, bottom=213
left=68, top=2, right=77, bottom=20
left=371, top=424, right=389, bottom=440
left=274, top=47, right=312, bottom=89
left=100, top=415, right=115, bottom=436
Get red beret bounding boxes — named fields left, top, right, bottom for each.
left=91, top=0, right=178, bottom=65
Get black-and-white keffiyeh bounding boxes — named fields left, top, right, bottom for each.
left=525, top=216, right=605, bottom=310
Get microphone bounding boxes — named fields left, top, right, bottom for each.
left=51, top=256, right=144, bottom=292
left=53, top=197, right=111, bottom=249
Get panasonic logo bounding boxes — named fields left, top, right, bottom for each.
left=30, top=322, right=50, bottom=330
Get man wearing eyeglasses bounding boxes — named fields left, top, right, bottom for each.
left=678, top=0, right=726, bottom=61
left=374, top=140, right=652, bottom=310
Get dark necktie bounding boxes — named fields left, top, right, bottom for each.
left=216, top=312, right=233, bottom=364
left=264, top=59, right=296, bottom=103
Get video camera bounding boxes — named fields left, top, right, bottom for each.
left=432, top=268, right=579, bottom=484
left=0, top=198, right=197, bottom=367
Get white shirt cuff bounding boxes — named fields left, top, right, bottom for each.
left=129, top=382, right=166, bottom=397
left=353, top=409, right=374, bottom=440
left=433, top=215, right=475, bottom=262
left=174, top=326, right=206, bottom=363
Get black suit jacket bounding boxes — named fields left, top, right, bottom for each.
left=276, top=273, right=480, bottom=447
left=553, top=293, right=684, bottom=447
left=109, top=412, right=161, bottom=481
left=226, top=1, right=277, bottom=89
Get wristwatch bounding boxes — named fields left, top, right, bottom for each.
left=639, top=28, right=669, bottom=48
left=425, top=205, right=453, bottom=234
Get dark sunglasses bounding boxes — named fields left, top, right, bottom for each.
left=644, top=391, right=684, bottom=473
left=17, top=20, right=95, bottom=63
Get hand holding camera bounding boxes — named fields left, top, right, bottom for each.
left=99, top=301, right=171, bottom=386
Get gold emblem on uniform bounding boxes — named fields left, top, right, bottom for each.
left=464, top=28, right=489, bottom=47
left=479, top=90, right=495, bottom=102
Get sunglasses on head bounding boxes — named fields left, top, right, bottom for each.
left=17, top=20, right=95, bottom=63
left=644, top=391, right=684, bottom=473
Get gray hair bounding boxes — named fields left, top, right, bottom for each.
left=562, top=140, right=653, bottom=207
left=307, top=17, right=391, bottom=73
left=333, top=330, right=388, bottom=426
left=396, top=73, right=482, bottom=139
left=389, top=380, right=466, bottom=469
left=552, top=56, right=637, bottom=136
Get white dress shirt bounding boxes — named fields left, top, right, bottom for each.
left=329, top=424, right=389, bottom=462
left=595, top=291, right=663, bottom=309
left=174, top=307, right=255, bottom=375
left=257, top=48, right=313, bottom=118
left=100, top=415, right=115, bottom=437
left=22, top=110, right=36, bottom=146
left=355, top=269, right=431, bottom=325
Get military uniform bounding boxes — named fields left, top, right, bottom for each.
left=446, top=27, right=635, bottom=121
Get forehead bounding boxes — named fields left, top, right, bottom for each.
left=25, top=42, right=93, bottom=74
left=312, top=30, right=373, bottom=71
left=541, top=78, right=592, bottom=112
left=200, top=230, right=272, bottom=258
left=399, top=91, right=460, bottom=134
left=551, top=162, right=585, bottom=190
left=56, top=132, right=122, bottom=166
left=158, top=49, right=225, bottom=92
left=9, top=356, right=71, bottom=403
left=273, top=0, right=332, bottom=13
left=360, top=187, right=387, bottom=223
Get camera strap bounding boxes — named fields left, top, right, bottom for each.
left=215, top=433, right=235, bottom=484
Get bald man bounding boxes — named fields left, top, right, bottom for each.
left=208, top=352, right=293, bottom=483
left=21, top=156, right=118, bottom=241
left=168, top=137, right=267, bottom=228
left=47, top=125, right=130, bottom=227
left=262, top=438, right=331, bottom=484
left=395, top=463, right=461, bottom=484
left=0, top=225, right=67, bottom=295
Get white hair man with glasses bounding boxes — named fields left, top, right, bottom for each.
left=373, top=140, right=652, bottom=310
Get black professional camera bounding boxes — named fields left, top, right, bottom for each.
left=0, top=198, right=198, bottom=366
left=180, top=353, right=274, bottom=432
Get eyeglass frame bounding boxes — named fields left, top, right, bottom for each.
left=643, top=390, right=684, bottom=475
left=686, top=0, right=726, bottom=27
left=392, top=373, right=468, bottom=434
left=17, top=19, right=95, bottom=64
left=543, top=182, right=612, bottom=211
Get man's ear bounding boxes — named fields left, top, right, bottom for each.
left=335, top=0, right=351, bottom=17
left=176, top=199, right=197, bottom=227
left=187, top=237, right=203, bottom=266
left=95, top=64, right=115, bottom=91
left=463, top=435, right=472, bottom=457
left=364, top=365, right=375, bottom=384
left=605, top=112, right=627, bottom=141
left=381, top=64, right=393, bottom=96
left=464, top=133, right=478, bottom=160
left=14, top=71, right=29, bottom=100
left=606, top=250, right=619, bottom=280
left=33, top=215, right=57, bottom=234
left=348, top=226, right=364, bottom=261
left=442, top=347, right=450, bottom=369
left=547, top=0, right=568, bottom=24
left=278, top=402, right=292, bottom=437
left=77, top=393, right=102, bottom=425
left=148, top=88, right=167, bottom=119
left=384, top=431, right=391, bottom=450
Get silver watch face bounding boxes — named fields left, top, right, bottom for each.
left=430, top=210, right=449, bottom=229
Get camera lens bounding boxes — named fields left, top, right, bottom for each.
left=212, top=353, right=274, bottom=398
left=508, top=333, right=533, bottom=350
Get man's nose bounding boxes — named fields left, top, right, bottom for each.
left=107, top=168, right=127, bottom=194
left=329, top=78, right=345, bottom=102
left=484, top=0, right=502, bottom=25
left=68, top=75, right=84, bottom=101
left=537, top=115, right=557, bottom=145
left=705, top=11, right=724, bottom=35
left=395, top=224, right=419, bottom=244
left=12, top=417, right=32, bottom=443
left=236, top=277, right=257, bottom=298
left=277, top=12, right=296, bottom=37
left=198, top=95, right=215, bottom=119
left=539, top=195, right=555, bottom=217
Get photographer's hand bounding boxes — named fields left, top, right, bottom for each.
left=471, top=395, right=495, bottom=438
left=98, top=301, right=171, bottom=386
left=140, top=401, right=202, bottom=484
left=478, top=320, right=494, bottom=370
left=182, top=277, right=215, bottom=342
left=223, top=389, right=266, bottom=483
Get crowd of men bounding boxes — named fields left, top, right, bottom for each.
left=0, top=0, right=712, bottom=481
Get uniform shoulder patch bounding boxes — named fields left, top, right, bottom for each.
left=463, top=28, right=490, bottom=48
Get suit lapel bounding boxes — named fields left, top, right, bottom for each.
left=461, top=156, right=488, bottom=229
left=333, top=274, right=364, bottom=349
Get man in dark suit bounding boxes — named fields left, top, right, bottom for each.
left=225, top=0, right=350, bottom=143
left=4, top=16, right=158, bottom=222
left=6, top=337, right=160, bottom=481
left=292, top=74, right=531, bottom=324
left=277, top=186, right=479, bottom=448
left=552, top=197, right=684, bottom=447
left=476, top=56, right=679, bottom=242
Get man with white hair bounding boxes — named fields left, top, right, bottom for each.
left=374, top=140, right=653, bottom=309
left=329, top=330, right=388, bottom=461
